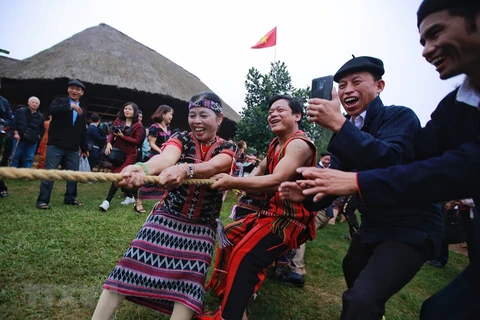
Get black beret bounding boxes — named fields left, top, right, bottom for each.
left=417, top=0, right=478, bottom=27
left=333, top=56, right=385, bottom=83
left=320, top=151, right=332, bottom=157
left=68, top=79, right=85, bottom=90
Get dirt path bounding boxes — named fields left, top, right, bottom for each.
left=449, top=243, right=468, bottom=256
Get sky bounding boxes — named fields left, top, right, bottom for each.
left=0, top=0, right=463, bottom=125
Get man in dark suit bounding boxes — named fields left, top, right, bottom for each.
left=285, top=1, right=479, bottom=318
left=36, top=79, right=89, bottom=209
left=280, top=56, right=444, bottom=319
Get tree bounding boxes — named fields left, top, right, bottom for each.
left=236, top=61, right=332, bottom=158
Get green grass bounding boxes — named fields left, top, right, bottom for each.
left=0, top=180, right=468, bottom=319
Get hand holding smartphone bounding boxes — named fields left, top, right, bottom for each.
left=310, top=75, right=334, bottom=100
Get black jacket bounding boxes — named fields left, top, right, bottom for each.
left=48, top=97, right=88, bottom=152
left=11, top=106, right=45, bottom=143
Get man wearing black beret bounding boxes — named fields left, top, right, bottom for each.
left=280, top=55, right=444, bottom=319
left=284, top=0, right=479, bottom=318
left=36, top=79, right=89, bottom=209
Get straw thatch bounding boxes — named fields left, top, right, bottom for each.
left=0, top=23, right=241, bottom=123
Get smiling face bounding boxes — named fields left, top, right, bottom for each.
left=419, top=10, right=480, bottom=80
left=320, top=155, right=331, bottom=167
left=188, top=107, right=222, bottom=142
left=67, top=85, right=84, bottom=102
left=267, top=99, right=301, bottom=136
left=163, top=110, right=174, bottom=125
left=337, top=72, right=385, bottom=117
left=123, top=105, right=135, bottom=119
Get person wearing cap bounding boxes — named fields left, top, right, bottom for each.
left=36, top=79, right=89, bottom=209
left=282, top=1, right=480, bottom=319
left=318, top=151, right=331, bottom=168
left=279, top=55, right=444, bottom=319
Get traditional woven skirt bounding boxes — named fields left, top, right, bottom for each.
left=138, top=182, right=167, bottom=201
left=103, top=204, right=216, bottom=315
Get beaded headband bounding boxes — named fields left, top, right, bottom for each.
left=188, top=98, right=222, bottom=114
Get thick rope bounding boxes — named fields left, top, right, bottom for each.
left=0, top=167, right=215, bottom=185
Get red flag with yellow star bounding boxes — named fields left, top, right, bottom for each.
left=251, top=27, right=277, bottom=49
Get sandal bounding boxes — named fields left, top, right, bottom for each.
left=37, top=202, right=50, bottom=210
left=64, top=200, right=84, bottom=206
left=134, top=203, right=147, bottom=213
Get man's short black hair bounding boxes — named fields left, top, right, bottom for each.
left=90, top=113, right=100, bottom=122
left=268, top=94, right=304, bottom=122
left=417, top=0, right=478, bottom=28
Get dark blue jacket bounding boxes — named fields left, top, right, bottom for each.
left=357, top=90, right=479, bottom=208
left=313, top=96, right=443, bottom=255
left=356, top=88, right=480, bottom=295
left=0, top=95, right=13, bottom=127
left=87, top=124, right=106, bottom=149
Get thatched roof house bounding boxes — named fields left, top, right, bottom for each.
left=0, top=23, right=241, bottom=137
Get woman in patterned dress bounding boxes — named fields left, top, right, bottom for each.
left=92, top=92, right=236, bottom=320
left=135, top=105, right=174, bottom=213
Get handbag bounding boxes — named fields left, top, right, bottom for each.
left=23, top=127, right=40, bottom=143
left=104, top=146, right=126, bottom=167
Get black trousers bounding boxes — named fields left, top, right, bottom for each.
left=421, top=261, right=480, bottom=319
left=341, top=233, right=428, bottom=320
left=340, top=195, right=360, bottom=237
left=0, top=179, right=7, bottom=192
left=459, top=208, right=477, bottom=264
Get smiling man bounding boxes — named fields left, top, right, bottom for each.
left=280, top=56, right=444, bottom=319
left=36, top=79, right=89, bottom=210
left=199, top=94, right=317, bottom=320
left=281, top=1, right=479, bottom=318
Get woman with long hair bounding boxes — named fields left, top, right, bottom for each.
left=92, top=91, right=236, bottom=320
left=135, top=105, right=174, bottom=213
left=98, top=102, right=144, bottom=212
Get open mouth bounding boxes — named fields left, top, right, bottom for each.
left=430, top=56, right=446, bottom=68
left=344, top=97, right=359, bottom=107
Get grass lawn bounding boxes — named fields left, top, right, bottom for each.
left=0, top=179, right=468, bottom=319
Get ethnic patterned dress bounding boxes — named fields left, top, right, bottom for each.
left=103, top=132, right=236, bottom=315
left=138, top=123, right=171, bottom=201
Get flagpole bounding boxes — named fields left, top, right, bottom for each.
left=274, top=42, right=277, bottom=64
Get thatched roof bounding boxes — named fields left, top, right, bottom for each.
left=0, top=56, right=20, bottom=74
left=0, top=23, right=240, bottom=122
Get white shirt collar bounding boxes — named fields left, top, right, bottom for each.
left=456, top=77, right=480, bottom=108
left=351, top=110, right=367, bottom=129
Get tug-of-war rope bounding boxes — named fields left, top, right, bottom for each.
left=0, top=167, right=215, bottom=185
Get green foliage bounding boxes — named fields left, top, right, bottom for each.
left=236, top=61, right=332, bottom=157
left=0, top=180, right=469, bottom=319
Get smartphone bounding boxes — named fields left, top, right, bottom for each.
left=310, top=75, right=334, bottom=100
